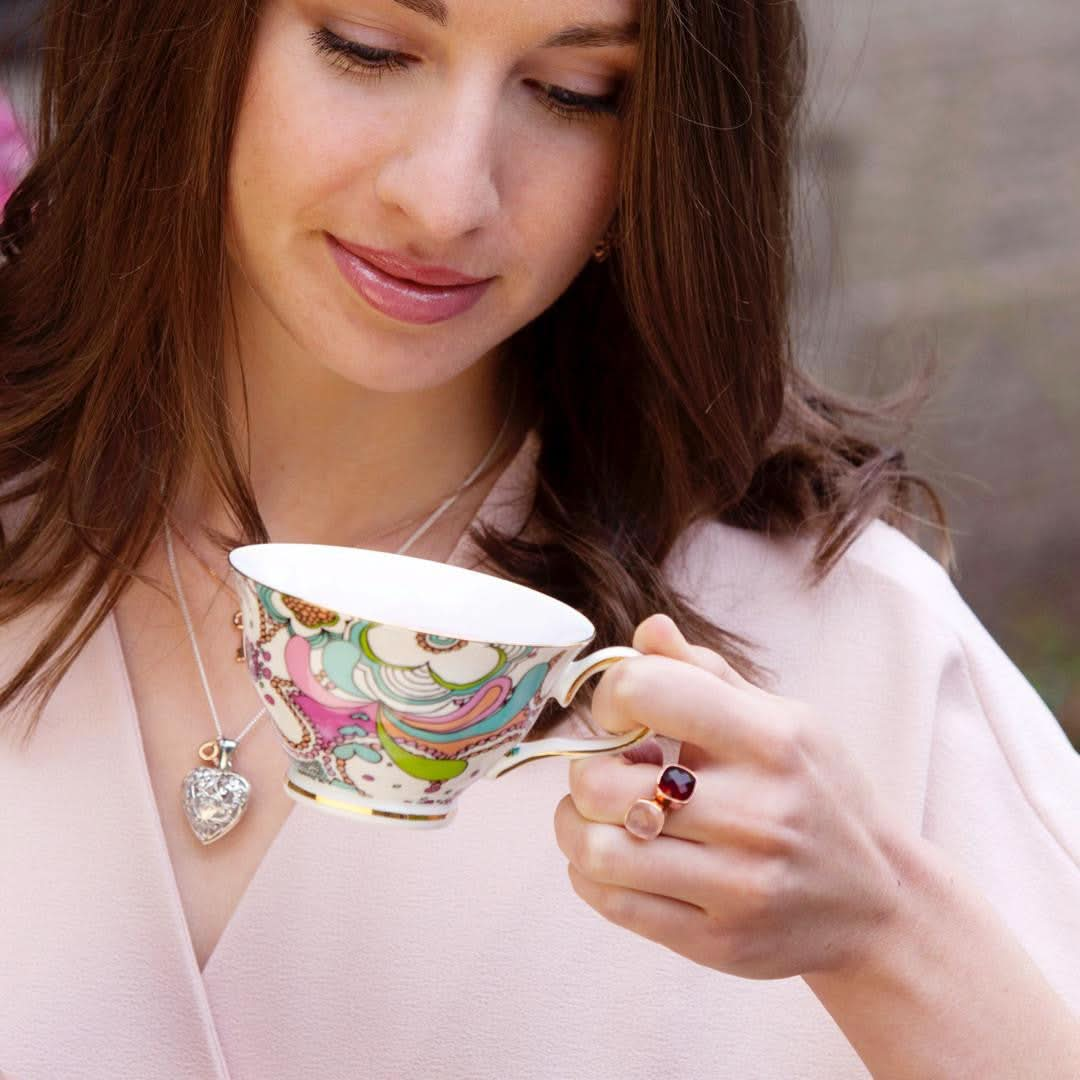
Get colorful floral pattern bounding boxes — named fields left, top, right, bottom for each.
left=233, top=572, right=570, bottom=811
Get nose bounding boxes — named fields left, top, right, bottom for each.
left=373, top=75, right=501, bottom=245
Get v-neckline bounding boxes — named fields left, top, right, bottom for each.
left=108, top=427, right=541, bottom=980
left=107, top=605, right=291, bottom=980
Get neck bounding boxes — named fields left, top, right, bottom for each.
left=172, top=300, right=522, bottom=552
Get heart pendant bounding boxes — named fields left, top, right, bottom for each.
left=182, top=765, right=251, bottom=845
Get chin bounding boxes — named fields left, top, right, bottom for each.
left=310, top=336, right=479, bottom=395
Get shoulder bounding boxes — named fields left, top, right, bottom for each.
left=661, top=514, right=966, bottom=674
left=659, top=515, right=1000, bottom=799
left=663, top=515, right=1080, bottom=879
left=0, top=469, right=87, bottom=738
left=664, top=511, right=954, bottom=601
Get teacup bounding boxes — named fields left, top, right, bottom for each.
left=227, top=543, right=651, bottom=827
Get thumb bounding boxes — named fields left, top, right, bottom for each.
left=632, top=613, right=760, bottom=694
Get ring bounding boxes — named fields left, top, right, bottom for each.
left=622, top=764, right=698, bottom=841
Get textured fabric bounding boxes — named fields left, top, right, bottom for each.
left=2, top=429, right=1078, bottom=1080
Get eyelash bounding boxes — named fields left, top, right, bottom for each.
left=309, top=27, right=623, bottom=123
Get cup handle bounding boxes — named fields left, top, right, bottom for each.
left=485, top=646, right=650, bottom=779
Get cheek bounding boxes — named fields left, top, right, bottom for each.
left=228, top=75, right=371, bottom=247
left=506, top=113, right=621, bottom=262
left=513, top=139, right=620, bottom=293
left=227, top=6, right=394, bottom=251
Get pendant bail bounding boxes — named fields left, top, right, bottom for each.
left=198, top=737, right=239, bottom=771
left=217, top=737, right=239, bottom=771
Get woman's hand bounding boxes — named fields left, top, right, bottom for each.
left=553, top=613, right=922, bottom=981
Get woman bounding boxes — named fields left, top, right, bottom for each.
left=2, top=0, right=1078, bottom=1077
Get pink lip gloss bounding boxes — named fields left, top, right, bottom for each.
left=328, top=235, right=493, bottom=325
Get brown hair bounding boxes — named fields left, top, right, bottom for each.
left=0, top=0, right=951, bottom=746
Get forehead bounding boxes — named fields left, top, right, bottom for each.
left=341, top=0, right=641, bottom=45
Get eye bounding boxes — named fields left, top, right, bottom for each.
left=309, top=27, right=623, bottom=123
left=531, top=80, right=623, bottom=122
left=310, top=26, right=411, bottom=77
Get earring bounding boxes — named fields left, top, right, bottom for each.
left=592, top=230, right=613, bottom=263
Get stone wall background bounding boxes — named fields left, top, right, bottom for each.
left=3, top=1, right=1078, bottom=746
left=793, top=1, right=1079, bottom=749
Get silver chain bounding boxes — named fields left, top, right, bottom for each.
left=162, top=405, right=514, bottom=752
left=164, top=521, right=268, bottom=745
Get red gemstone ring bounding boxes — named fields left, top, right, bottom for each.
left=623, top=764, right=698, bottom=840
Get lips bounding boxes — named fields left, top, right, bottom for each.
left=327, top=234, right=493, bottom=325
left=330, top=237, right=490, bottom=287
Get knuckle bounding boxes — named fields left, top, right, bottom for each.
left=751, top=810, right=802, bottom=859
left=568, top=761, right=609, bottom=819
left=592, top=661, right=636, bottom=726
left=594, top=883, right=635, bottom=927
left=703, top=914, right=745, bottom=965
left=607, top=657, right=641, bottom=707
left=553, top=796, right=578, bottom=854
left=742, top=856, right=787, bottom=919
left=709, top=922, right=767, bottom=975
left=575, top=826, right=618, bottom=882
left=757, top=729, right=794, bottom=774
left=565, top=818, right=589, bottom=869
left=710, top=853, right=786, bottom=924
left=769, top=782, right=808, bottom=845
left=689, top=643, right=722, bottom=668
left=761, top=710, right=808, bottom=774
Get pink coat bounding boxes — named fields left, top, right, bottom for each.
left=2, top=429, right=1078, bottom=1078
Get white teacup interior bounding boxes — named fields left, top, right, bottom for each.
left=229, top=543, right=595, bottom=647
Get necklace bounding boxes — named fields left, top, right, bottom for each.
left=168, top=468, right=486, bottom=665
left=163, top=410, right=514, bottom=846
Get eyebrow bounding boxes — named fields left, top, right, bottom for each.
left=388, top=0, right=640, bottom=47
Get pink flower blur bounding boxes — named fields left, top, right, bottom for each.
left=0, top=91, right=31, bottom=209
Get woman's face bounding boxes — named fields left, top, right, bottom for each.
left=225, top=0, right=639, bottom=392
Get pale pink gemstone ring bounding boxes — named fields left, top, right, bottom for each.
left=623, top=764, right=699, bottom=840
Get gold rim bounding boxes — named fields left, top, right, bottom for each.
left=565, top=655, right=623, bottom=703
left=285, top=778, right=451, bottom=822
left=492, top=726, right=651, bottom=777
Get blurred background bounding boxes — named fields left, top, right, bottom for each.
left=792, top=1, right=1079, bottom=751
left=2, top=1, right=1077, bottom=749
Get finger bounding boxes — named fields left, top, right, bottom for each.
left=591, top=653, right=790, bottom=767
left=633, top=614, right=765, bottom=697
left=566, top=862, right=713, bottom=954
left=568, top=756, right=800, bottom=856
left=569, top=754, right=714, bottom=843
left=554, top=794, right=721, bottom=910
left=566, top=865, right=756, bottom=977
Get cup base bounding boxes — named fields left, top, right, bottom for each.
left=283, top=768, right=456, bottom=828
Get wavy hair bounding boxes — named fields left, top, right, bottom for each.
left=0, top=0, right=951, bottom=744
